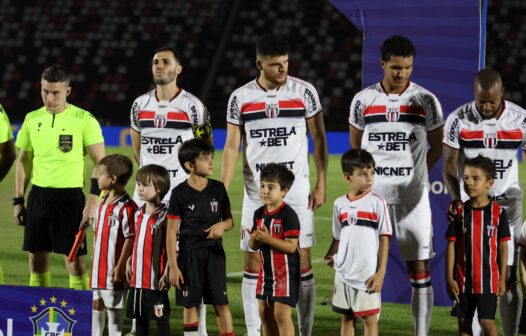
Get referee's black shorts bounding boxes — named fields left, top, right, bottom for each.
left=23, top=185, right=86, bottom=256
left=176, top=242, right=229, bottom=307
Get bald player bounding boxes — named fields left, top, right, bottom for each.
left=443, top=69, right=526, bottom=336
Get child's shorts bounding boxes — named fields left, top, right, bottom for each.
left=451, top=293, right=497, bottom=320
left=93, top=289, right=126, bottom=309
left=126, top=288, right=170, bottom=320
left=332, top=272, right=381, bottom=317
left=256, top=294, right=298, bottom=308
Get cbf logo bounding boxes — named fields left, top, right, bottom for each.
left=154, top=113, right=167, bottom=128
left=210, top=199, right=219, bottom=213
left=386, top=107, right=399, bottom=122
left=483, top=132, right=498, bottom=149
left=487, top=225, right=496, bottom=237
left=272, top=219, right=282, bottom=235
left=265, top=103, right=279, bottom=118
left=29, top=296, right=77, bottom=335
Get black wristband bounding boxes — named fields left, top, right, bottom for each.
left=12, top=197, right=24, bottom=206
left=90, top=178, right=101, bottom=196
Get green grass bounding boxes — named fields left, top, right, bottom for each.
left=1, top=146, right=518, bottom=335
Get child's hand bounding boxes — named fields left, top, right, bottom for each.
left=204, top=222, right=225, bottom=239
left=111, top=264, right=126, bottom=284
left=497, top=279, right=506, bottom=297
left=446, top=278, right=460, bottom=302
left=254, top=224, right=271, bottom=243
left=169, top=267, right=185, bottom=290
left=125, top=257, right=133, bottom=284
left=158, top=273, right=171, bottom=291
left=324, top=254, right=334, bottom=268
left=366, top=272, right=385, bottom=293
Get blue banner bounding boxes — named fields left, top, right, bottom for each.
left=0, top=286, right=92, bottom=335
left=330, top=0, right=485, bottom=305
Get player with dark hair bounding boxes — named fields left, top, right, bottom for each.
left=222, top=33, right=328, bottom=336
left=443, top=68, right=526, bottom=335
left=14, top=64, right=105, bottom=290
left=349, top=35, right=444, bottom=335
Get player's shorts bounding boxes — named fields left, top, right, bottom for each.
left=176, top=241, right=229, bottom=307
left=451, top=293, right=497, bottom=320
left=256, top=293, right=298, bottom=308
left=23, top=186, right=86, bottom=255
left=388, top=193, right=434, bottom=262
left=240, top=195, right=314, bottom=250
left=93, top=289, right=126, bottom=309
left=331, top=272, right=381, bottom=317
left=499, top=197, right=522, bottom=265
left=126, top=287, right=170, bottom=320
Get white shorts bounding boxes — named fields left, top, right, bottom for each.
left=389, top=193, right=434, bottom=262
left=93, top=289, right=126, bottom=309
left=239, top=195, right=314, bottom=250
left=332, top=272, right=380, bottom=317
left=497, top=197, right=522, bottom=265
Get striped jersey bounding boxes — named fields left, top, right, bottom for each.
left=349, top=82, right=444, bottom=204
left=91, top=193, right=137, bottom=289
left=226, top=76, right=322, bottom=206
left=252, top=203, right=300, bottom=298
left=332, top=191, right=392, bottom=290
left=443, top=100, right=526, bottom=202
left=446, top=201, right=511, bottom=294
left=130, top=89, right=210, bottom=201
left=130, top=204, right=168, bottom=290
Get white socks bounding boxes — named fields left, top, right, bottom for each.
left=107, top=309, right=123, bottom=335
left=297, top=268, right=315, bottom=336
left=198, top=301, right=208, bottom=336
left=92, top=309, right=106, bottom=336
left=242, top=270, right=261, bottom=336
left=410, top=272, right=433, bottom=336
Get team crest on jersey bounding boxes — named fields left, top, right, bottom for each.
left=108, top=215, right=118, bottom=227
left=386, top=107, right=399, bottom=122
left=265, top=103, right=279, bottom=119
left=154, top=303, right=165, bottom=317
left=272, top=220, right=282, bottom=235
left=210, top=199, right=219, bottom=213
left=348, top=213, right=357, bottom=225
left=486, top=225, right=496, bottom=237
left=29, top=298, right=77, bottom=336
left=483, top=132, right=498, bottom=148
left=154, top=113, right=167, bottom=128
left=58, top=135, right=73, bottom=153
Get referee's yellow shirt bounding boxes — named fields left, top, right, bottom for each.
left=0, top=104, right=13, bottom=143
left=15, top=104, right=104, bottom=188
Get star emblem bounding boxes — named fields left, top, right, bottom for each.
left=40, top=298, right=46, bottom=306
left=377, top=143, right=385, bottom=150
left=31, top=305, right=37, bottom=313
left=259, top=140, right=266, bottom=146
left=69, top=308, right=76, bottom=316
left=50, top=296, right=57, bottom=303
left=147, top=147, right=153, bottom=153
left=61, top=299, right=68, bottom=307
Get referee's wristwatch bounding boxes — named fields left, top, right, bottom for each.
left=12, top=197, right=24, bottom=206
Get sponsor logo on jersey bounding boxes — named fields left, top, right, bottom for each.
left=265, top=103, right=279, bottom=118
left=187, top=204, right=195, bottom=211
left=375, top=166, right=413, bottom=176
left=59, top=135, right=73, bottom=153
left=386, top=107, right=399, bottom=122
left=142, top=136, right=183, bottom=155
left=448, top=117, right=460, bottom=143
left=490, top=193, right=509, bottom=201
left=250, top=126, right=296, bottom=147
left=154, top=113, right=167, bottom=128
left=353, top=99, right=363, bottom=123
left=190, top=105, right=199, bottom=125
left=494, top=159, right=512, bottom=179
left=483, top=132, right=498, bottom=148
left=255, top=161, right=295, bottom=172
left=210, top=200, right=219, bottom=213
left=368, top=132, right=416, bottom=151
left=229, top=96, right=239, bottom=121
left=303, top=88, right=318, bottom=112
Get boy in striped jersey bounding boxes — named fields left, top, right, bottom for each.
left=325, top=149, right=391, bottom=336
left=125, top=165, right=171, bottom=336
left=91, top=154, right=137, bottom=335
left=249, top=163, right=301, bottom=336
left=446, top=155, right=510, bottom=336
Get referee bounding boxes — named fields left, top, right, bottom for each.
left=13, top=65, right=105, bottom=289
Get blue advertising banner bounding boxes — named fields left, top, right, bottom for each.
left=0, top=286, right=92, bottom=335
left=329, top=0, right=485, bottom=305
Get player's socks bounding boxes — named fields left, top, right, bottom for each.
left=29, top=271, right=51, bottom=287
left=92, top=309, right=106, bottom=336
left=82, top=273, right=90, bottom=290
left=471, top=311, right=483, bottom=336
left=242, top=269, right=261, bottom=336
left=107, top=309, right=124, bottom=336
left=198, top=301, right=208, bottom=336
left=219, top=332, right=235, bottom=336
left=500, top=283, right=521, bottom=336
left=183, top=321, right=199, bottom=336
left=410, top=272, right=433, bottom=336
left=69, top=274, right=85, bottom=289
left=297, top=267, right=315, bottom=336
left=0, top=264, right=4, bottom=284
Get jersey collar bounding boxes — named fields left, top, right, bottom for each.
left=155, top=87, right=182, bottom=102
left=379, top=81, right=411, bottom=96
left=264, top=201, right=287, bottom=216
left=346, top=190, right=371, bottom=202
left=255, top=77, right=284, bottom=92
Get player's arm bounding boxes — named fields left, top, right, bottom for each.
left=0, top=139, right=15, bottom=182
left=220, top=123, right=241, bottom=189
left=307, top=112, right=328, bottom=210
left=324, top=238, right=339, bottom=267
left=112, top=237, right=134, bottom=283
left=81, top=142, right=105, bottom=229
left=497, top=240, right=508, bottom=296
left=442, top=145, right=461, bottom=201
left=426, top=126, right=443, bottom=171
left=349, top=125, right=363, bottom=149
left=254, top=224, right=298, bottom=254
left=13, top=149, right=33, bottom=226
left=166, top=217, right=184, bottom=289
left=366, top=235, right=390, bottom=293
left=130, top=128, right=141, bottom=165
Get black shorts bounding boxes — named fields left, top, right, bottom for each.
left=126, top=288, right=170, bottom=320
left=176, top=243, right=229, bottom=307
left=23, top=186, right=86, bottom=255
left=451, top=293, right=498, bottom=320
left=256, top=294, right=298, bottom=308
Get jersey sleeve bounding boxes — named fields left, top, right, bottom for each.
left=83, top=112, right=104, bottom=146
left=332, top=201, right=343, bottom=240
left=226, top=91, right=242, bottom=126
left=498, top=208, right=511, bottom=242
left=130, top=99, right=141, bottom=132
left=0, top=105, right=13, bottom=143
left=188, top=98, right=211, bottom=127
left=445, top=215, right=458, bottom=241
left=376, top=197, right=392, bottom=236
left=302, top=82, right=322, bottom=118
left=349, top=94, right=365, bottom=131
left=283, top=207, right=300, bottom=239
left=422, top=92, right=444, bottom=132
left=15, top=116, right=33, bottom=151
left=443, top=113, right=461, bottom=149
left=167, top=190, right=181, bottom=220
left=121, top=201, right=138, bottom=238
